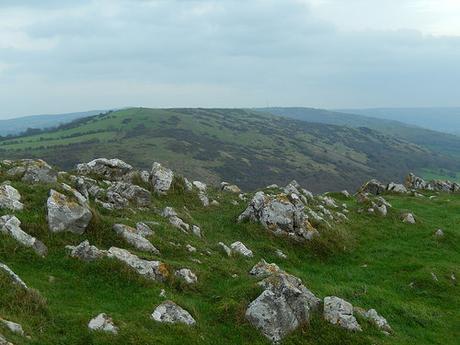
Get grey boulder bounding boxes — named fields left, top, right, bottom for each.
left=151, top=301, right=196, bottom=325
left=0, top=215, right=47, bottom=256
left=47, top=189, right=92, bottom=234
left=323, top=296, right=362, bottom=332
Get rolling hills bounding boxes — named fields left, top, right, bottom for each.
left=0, top=110, right=108, bottom=137
left=0, top=108, right=459, bottom=192
left=260, top=107, right=460, bottom=160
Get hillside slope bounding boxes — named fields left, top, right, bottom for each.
left=0, top=108, right=459, bottom=192
left=0, top=110, right=108, bottom=137
left=0, top=159, right=458, bottom=345
left=261, top=107, right=460, bottom=160
left=339, top=107, right=460, bottom=136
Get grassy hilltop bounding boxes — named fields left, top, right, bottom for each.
left=1, top=108, right=459, bottom=192
left=0, top=166, right=458, bottom=345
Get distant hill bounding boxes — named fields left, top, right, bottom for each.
left=338, top=107, right=460, bottom=135
left=261, top=107, right=460, bottom=160
left=0, top=110, right=107, bottom=136
left=0, top=107, right=459, bottom=192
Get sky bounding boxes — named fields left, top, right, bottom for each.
left=0, top=0, right=459, bottom=118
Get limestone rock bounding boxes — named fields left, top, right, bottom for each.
left=434, top=229, right=444, bottom=238
left=151, top=301, right=196, bottom=325
left=76, top=158, right=133, bottom=181
left=113, top=224, right=159, bottom=254
left=218, top=242, right=232, bottom=257
left=238, top=191, right=313, bottom=241
left=0, top=184, right=24, bottom=211
left=107, top=247, right=168, bottom=282
left=175, top=268, right=198, bottom=284
left=88, top=313, right=118, bottom=334
left=246, top=270, right=319, bottom=343
left=66, top=240, right=107, bottom=262
left=249, top=259, right=281, bottom=278
left=221, top=182, right=241, bottom=194
left=358, top=179, right=385, bottom=195
left=401, top=213, right=416, bottom=224
left=107, top=182, right=151, bottom=207
left=150, top=162, right=174, bottom=194
left=0, top=262, right=28, bottom=289
left=323, top=296, right=362, bottom=332
left=135, top=222, right=154, bottom=237
left=0, top=334, right=13, bottom=345
left=0, top=319, right=24, bottom=336
left=230, top=241, right=253, bottom=257
left=0, top=215, right=47, bottom=256
left=354, top=307, right=392, bottom=333
left=47, top=189, right=92, bottom=234
left=6, top=159, right=57, bottom=184
left=387, top=182, right=408, bottom=193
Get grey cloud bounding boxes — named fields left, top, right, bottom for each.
left=0, top=0, right=459, bottom=117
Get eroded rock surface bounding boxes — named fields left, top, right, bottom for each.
left=151, top=301, right=196, bottom=325
left=47, top=189, right=92, bottom=234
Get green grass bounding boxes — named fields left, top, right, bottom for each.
left=0, top=173, right=459, bottom=345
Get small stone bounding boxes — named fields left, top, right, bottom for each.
left=0, top=319, right=24, bottom=336
left=175, top=268, right=198, bottom=284
left=431, top=272, right=438, bottom=281
left=401, top=213, right=416, bottom=224
left=323, top=296, right=362, bottom=332
left=88, top=313, right=118, bottom=334
left=66, top=240, right=106, bottom=262
left=230, top=241, right=253, bottom=257
left=186, top=244, right=197, bottom=253
left=159, top=289, right=167, bottom=298
left=218, top=242, right=232, bottom=257
left=275, top=249, right=287, bottom=259
left=434, top=229, right=444, bottom=238
left=151, top=301, right=196, bottom=325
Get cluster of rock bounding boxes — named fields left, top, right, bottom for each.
left=360, top=173, right=460, bottom=196
left=2, top=159, right=57, bottom=184
left=405, top=173, right=460, bottom=192
left=238, top=180, right=348, bottom=241
left=161, top=207, right=202, bottom=237
left=245, top=260, right=391, bottom=343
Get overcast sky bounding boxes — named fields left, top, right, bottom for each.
left=1, top=0, right=459, bottom=118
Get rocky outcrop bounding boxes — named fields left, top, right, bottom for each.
left=0, top=215, right=47, bottom=256
left=405, top=173, right=460, bottom=193
left=387, top=182, right=408, bottom=193
left=47, top=189, right=92, bottom=234
left=113, top=224, right=159, bottom=254
left=0, top=319, right=24, bottom=337
left=358, top=179, right=386, bottom=195
left=151, top=301, right=196, bottom=325
left=88, top=313, right=118, bottom=334
left=106, top=182, right=151, bottom=208
left=107, top=247, right=168, bottom=282
left=76, top=158, right=134, bottom=181
left=238, top=191, right=316, bottom=241
left=4, top=159, right=57, bottom=184
left=0, top=184, right=24, bottom=211
left=66, top=241, right=107, bottom=261
left=150, top=162, right=174, bottom=194
left=246, top=263, right=320, bottom=343
left=323, top=296, right=362, bottom=332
